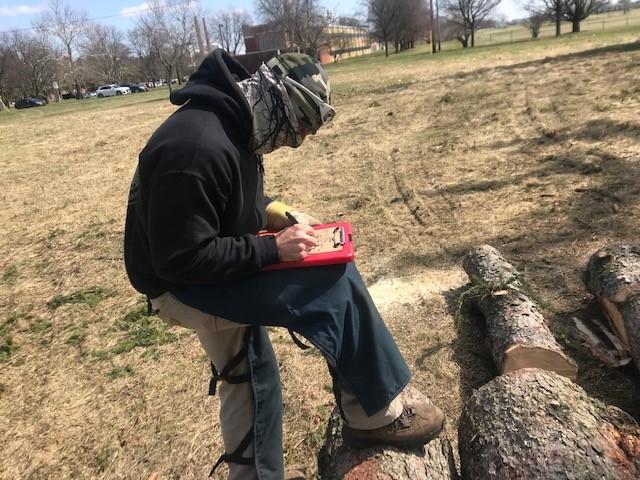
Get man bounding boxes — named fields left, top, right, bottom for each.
left=124, top=49, right=445, bottom=480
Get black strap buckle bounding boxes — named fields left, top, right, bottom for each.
left=208, top=328, right=253, bottom=396
left=209, top=429, right=255, bottom=476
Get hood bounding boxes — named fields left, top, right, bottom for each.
left=170, top=49, right=253, bottom=145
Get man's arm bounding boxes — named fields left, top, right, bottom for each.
left=146, top=171, right=279, bottom=285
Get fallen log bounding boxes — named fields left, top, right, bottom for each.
left=463, top=245, right=577, bottom=379
left=318, top=409, right=458, bottom=480
left=585, top=244, right=640, bottom=371
left=459, top=369, right=640, bottom=480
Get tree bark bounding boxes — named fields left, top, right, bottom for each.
left=586, top=244, right=640, bottom=371
left=463, top=245, right=577, bottom=379
left=555, top=10, right=561, bottom=36
left=319, top=409, right=458, bottom=480
left=573, top=19, right=581, bottom=33
left=459, top=369, right=640, bottom=480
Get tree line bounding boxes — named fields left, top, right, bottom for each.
left=0, top=0, right=254, bottom=107
left=524, top=0, right=617, bottom=39
left=368, top=0, right=625, bottom=52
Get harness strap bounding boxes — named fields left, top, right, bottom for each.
left=288, top=329, right=311, bottom=350
left=209, top=429, right=255, bottom=477
left=208, top=329, right=253, bottom=396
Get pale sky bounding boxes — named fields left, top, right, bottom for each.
left=0, top=0, right=527, bottom=35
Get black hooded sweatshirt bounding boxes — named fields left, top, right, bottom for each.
left=124, top=50, right=280, bottom=298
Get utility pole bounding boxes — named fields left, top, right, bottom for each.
left=194, top=15, right=205, bottom=56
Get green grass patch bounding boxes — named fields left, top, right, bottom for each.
left=0, top=334, right=18, bottom=362
left=47, top=228, right=65, bottom=240
left=66, top=332, right=86, bottom=347
left=89, top=350, right=112, bottom=361
left=2, top=264, right=18, bottom=285
left=30, top=318, right=52, bottom=334
left=111, top=304, right=177, bottom=354
left=48, top=286, right=116, bottom=310
left=108, top=365, right=135, bottom=380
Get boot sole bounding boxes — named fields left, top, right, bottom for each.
left=343, top=422, right=445, bottom=450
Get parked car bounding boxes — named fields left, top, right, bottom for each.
left=14, top=97, right=46, bottom=109
left=120, top=83, right=148, bottom=93
left=95, top=84, right=131, bottom=97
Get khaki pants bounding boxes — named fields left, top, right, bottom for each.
left=151, top=292, right=403, bottom=479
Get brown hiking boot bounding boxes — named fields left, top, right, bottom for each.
left=285, top=469, right=306, bottom=480
left=342, top=395, right=445, bottom=449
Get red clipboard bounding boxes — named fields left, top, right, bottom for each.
left=260, top=222, right=355, bottom=271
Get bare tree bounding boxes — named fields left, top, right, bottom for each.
left=0, top=34, right=15, bottom=108
left=563, top=0, right=605, bottom=32
left=621, top=0, right=631, bottom=14
left=211, top=9, right=252, bottom=55
left=128, top=26, right=162, bottom=82
left=10, top=31, right=58, bottom=99
left=257, top=0, right=333, bottom=56
left=135, top=0, right=198, bottom=93
left=391, top=0, right=428, bottom=52
left=445, top=0, right=501, bottom=47
left=524, top=2, right=547, bottom=38
left=83, top=24, right=130, bottom=84
left=368, top=0, right=400, bottom=56
left=34, top=0, right=87, bottom=98
left=541, top=0, right=563, bottom=35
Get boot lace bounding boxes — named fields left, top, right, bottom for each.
left=392, top=406, right=416, bottom=431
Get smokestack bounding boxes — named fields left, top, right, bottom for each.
left=202, top=18, right=212, bottom=51
left=194, top=16, right=205, bottom=55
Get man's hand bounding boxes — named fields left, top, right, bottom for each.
left=275, top=224, right=318, bottom=262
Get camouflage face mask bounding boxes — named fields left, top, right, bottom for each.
left=237, top=63, right=305, bottom=155
left=267, top=53, right=336, bottom=134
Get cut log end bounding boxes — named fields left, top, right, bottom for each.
left=463, top=245, right=576, bottom=378
left=502, top=345, right=578, bottom=380
left=586, top=243, right=640, bottom=304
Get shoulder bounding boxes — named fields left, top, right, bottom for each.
left=143, top=106, right=242, bottom=182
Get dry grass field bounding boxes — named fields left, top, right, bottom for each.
left=2, top=27, right=640, bottom=479
left=473, top=8, right=640, bottom=47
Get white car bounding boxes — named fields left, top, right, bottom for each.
left=95, top=84, right=131, bottom=97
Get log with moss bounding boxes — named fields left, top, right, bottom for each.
left=459, top=369, right=640, bottom=480
left=463, top=245, right=577, bottom=379
left=585, top=243, right=640, bottom=371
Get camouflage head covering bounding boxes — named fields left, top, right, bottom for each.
left=266, top=53, right=336, bottom=134
left=238, top=63, right=302, bottom=154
